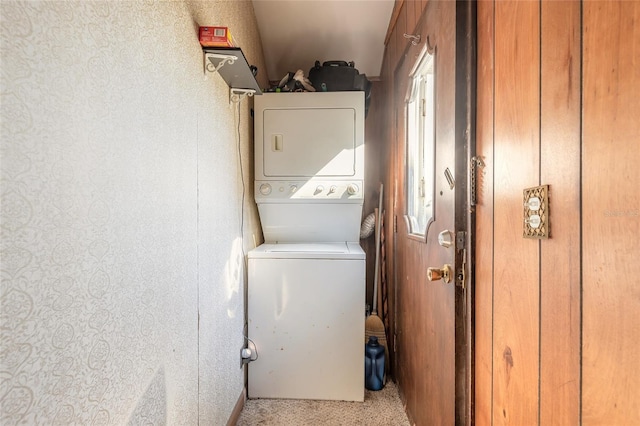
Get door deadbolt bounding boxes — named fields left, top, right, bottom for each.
left=438, top=230, right=454, bottom=248
left=427, top=264, right=453, bottom=283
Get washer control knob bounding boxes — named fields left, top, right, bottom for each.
left=289, top=184, right=298, bottom=194
left=259, top=183, right=272, bottom=196
left=347, top=184, right=359, bottom=195
left=329, top=185, right=337, bottom=194
left=314, top=185, right=324, bottom=195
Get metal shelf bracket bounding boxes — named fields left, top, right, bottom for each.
left=204, top=52, right=238, bottom=75
left=230, top=88, right=256, bottom=103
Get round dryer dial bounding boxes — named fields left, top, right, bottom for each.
left=347, top=184, right=359, bottom=195
left=259, top=183, right=272, bottom=196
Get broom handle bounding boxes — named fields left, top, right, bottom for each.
left=377, top=212, right=384, bottom=318
left=372, top=183, right=383, bottom=314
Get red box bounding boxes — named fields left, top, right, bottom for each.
left=199, top=26, right=235, bottom=47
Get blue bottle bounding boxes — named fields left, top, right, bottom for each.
left=365, top=336, right=385, bottom=391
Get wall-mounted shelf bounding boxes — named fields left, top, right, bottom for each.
left=203, top=47, right=262, bottom=102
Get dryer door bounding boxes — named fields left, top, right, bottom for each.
left=262, top=107, right=356, bottom=177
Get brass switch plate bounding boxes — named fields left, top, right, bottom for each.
left=523, top=185, right=550, bottom=239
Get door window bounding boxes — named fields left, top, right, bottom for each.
left=405, top=47, right=435, bottom=238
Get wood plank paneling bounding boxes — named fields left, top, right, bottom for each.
left=385, top=0, right=404, bottom=46
left=539, top=1, right=581, bottom=424
left=413, top=0, right=422, bottom=32
left=364, top=81, right=387, bottom=336
left=492, top=1, right=540, bottom=424
left=406, top=0, right=418, bottom=37
left=474, top=0, right=495, bottom=424
left=393, top=53, right=414, bottom=423
left=394, top=2, right=408, bottom=70
left=582, top=1, right=640, bottom=424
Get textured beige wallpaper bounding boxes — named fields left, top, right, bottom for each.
left=0, top=1, right=266, bottom=424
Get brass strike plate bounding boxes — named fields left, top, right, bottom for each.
left=523, top=185, right=550, bottom=239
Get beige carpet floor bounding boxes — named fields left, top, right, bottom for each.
left=236, top=381, right=411, bottom=426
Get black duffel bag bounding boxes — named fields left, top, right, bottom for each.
left=308, top=60, right=372, bottom=116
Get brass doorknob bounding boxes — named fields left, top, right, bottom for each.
left=427, top=264, right=453, bottom=283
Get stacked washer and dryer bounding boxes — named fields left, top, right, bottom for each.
left=248, top=91, right=366, bottom=402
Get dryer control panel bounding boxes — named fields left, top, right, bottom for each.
left=255, top=180, right=363, bottom=202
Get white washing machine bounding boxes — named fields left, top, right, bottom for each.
left=248, top=243, right=364, bottom=401
left=248, top=92, right=366, bottom=401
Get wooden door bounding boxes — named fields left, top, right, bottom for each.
left=393, top=1, right=472, bottom=424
